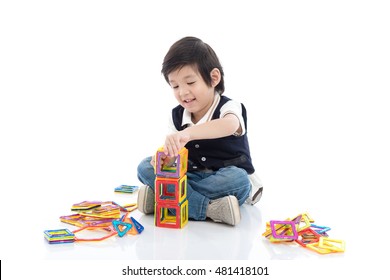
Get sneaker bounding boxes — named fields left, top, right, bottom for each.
left=137, top=185, right=155, bottom=214
left=206, top=195, right=241, bottom=226
left=246, top=186, right=263, bottom=205
left=246, top=173, right=263, bottom=205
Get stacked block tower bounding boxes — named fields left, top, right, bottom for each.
left=154, top=147, right=189, bottom=229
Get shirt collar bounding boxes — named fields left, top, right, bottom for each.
left=181, top=93, right=221, bottom=127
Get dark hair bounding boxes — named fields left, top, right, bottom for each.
left=161, top=36, right=225, bottom=94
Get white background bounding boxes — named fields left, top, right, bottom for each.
left=1, top=0, right=389, bottom=279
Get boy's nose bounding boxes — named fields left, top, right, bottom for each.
left=179, top=87, right=190, bottom=96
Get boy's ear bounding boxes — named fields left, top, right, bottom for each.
left=210, top=68, right=221, bottom=87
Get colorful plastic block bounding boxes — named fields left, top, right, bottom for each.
left=155, top=175, right=187, bottom=204
left=114, top=185, right=139, bottom=193
left=155, top=147, right=188, bottom=178
left=262, top=218, right=291, bottom=238
left=306, top=241, right=335, bottom=254
left=71, top=201, right=101, bottom=211
left=270, top=220, right=298, bottom=240
left=296, top=214, right=311, bottom=232
left=295, top=228, right=322, bottom=247
left=310, top=223, right=331, bottom=235
left=72, top=225, right=117, bottom=242
left=155, top=200, right=188, bottom=229
left=318, top=237, right=345, bottom=252
left=112, top=220, right=132, bottom=237
left=130, top=217, right=144, bottom=234
left=121, top=214, right=144, bottom=235
left=44, top=229, right=75, bottom=244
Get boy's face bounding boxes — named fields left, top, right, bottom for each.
left=168, top=65, right=216, bottom=122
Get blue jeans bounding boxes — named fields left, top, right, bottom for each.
left=137, top=157, right=251, bottom=221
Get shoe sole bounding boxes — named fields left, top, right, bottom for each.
left=138, top=185, right=153, bottom=214
left=251, top=187, right=263, bottom=205
left=228, top=196, right=241, bottom=226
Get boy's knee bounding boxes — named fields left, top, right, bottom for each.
left=137, top=157, right=154, bottom=179
left=229, top=166, right=251, bottom=202
left=229, top=166, right=250, bottom=186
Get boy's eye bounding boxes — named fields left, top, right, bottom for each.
left=172, top=85, right=178, bottom=89
left=188, top=81, right=195, bottom=85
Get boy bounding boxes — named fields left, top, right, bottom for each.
left=137, top=37, right=262, bottom=226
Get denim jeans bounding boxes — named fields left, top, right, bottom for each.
left=137, top=156, right=251, bottom=221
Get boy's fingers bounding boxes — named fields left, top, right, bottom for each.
left=165, top=138, right=177, bottom=157
left=164, top=132, right=187, bottom=157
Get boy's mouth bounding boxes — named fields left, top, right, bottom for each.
left=184, top=98, right=195, bottom=103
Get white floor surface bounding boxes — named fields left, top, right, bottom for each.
left=40, top=192, right=345, bottom=261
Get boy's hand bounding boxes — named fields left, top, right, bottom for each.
left=164, top=131, right=190, bottom=157
left=150, top=154, right=176, bottom=169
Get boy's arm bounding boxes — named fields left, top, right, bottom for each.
left=164, top=113, right=241, bottom=157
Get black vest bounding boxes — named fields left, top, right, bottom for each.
left=172, top=96, right=255, bottom=174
